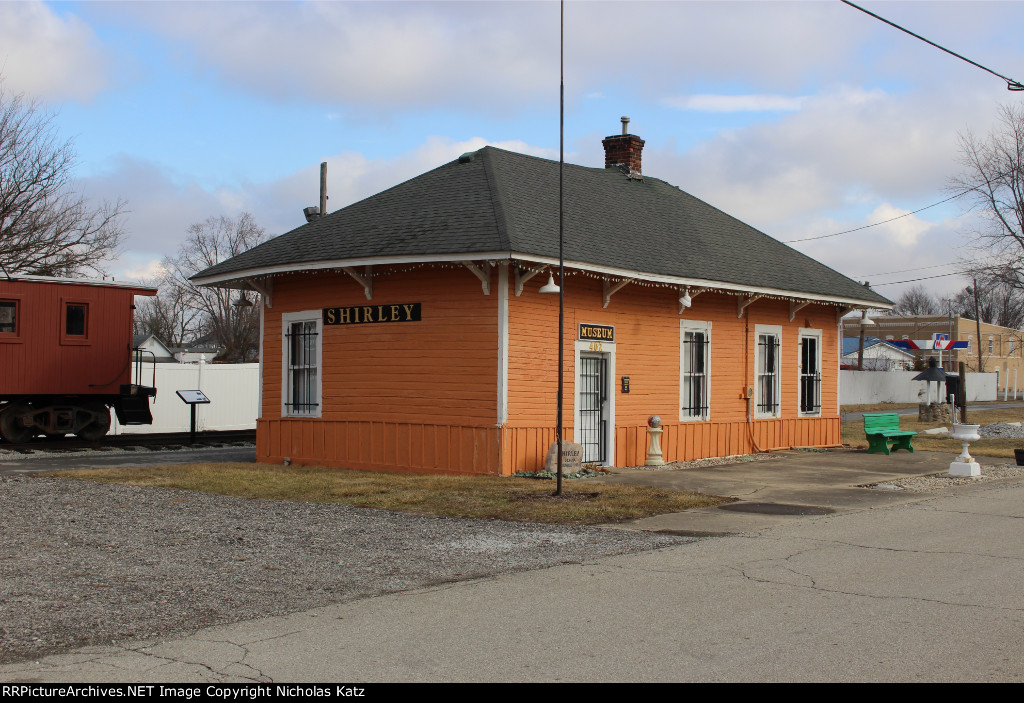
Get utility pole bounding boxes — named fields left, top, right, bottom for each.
left=857, top=282, right=871, bottom=370
left=973, top=278, right=983, bottom=372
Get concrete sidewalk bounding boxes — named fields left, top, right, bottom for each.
left=2, top=466, right=1021, bottom=682
left=595, top=448, right=1010, bottom=535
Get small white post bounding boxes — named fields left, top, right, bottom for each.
left=197, top=354, right=206, bottom=431
left=645, top=415, right=666, bottom=466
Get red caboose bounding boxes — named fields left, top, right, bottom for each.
left=0, top=275, right=157, bottom=442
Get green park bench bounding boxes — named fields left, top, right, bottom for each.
left=863, top=413, right=917, bottom=455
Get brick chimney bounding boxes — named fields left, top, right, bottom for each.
left=602, top=116, right=645, bottom=174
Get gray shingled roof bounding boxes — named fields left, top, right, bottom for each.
left=193, top=146, right=890, bottom=306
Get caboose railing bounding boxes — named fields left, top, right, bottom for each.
left=132, top=348, right=157, bottom=395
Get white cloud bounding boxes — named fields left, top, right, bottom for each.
left=83, top=136, right=557, bottom=280
left=118, top=257, right=166, bottom=283
left=662, top=94, right=808, bottom=113
left=95, top=1, right=885, bottom=111
left=0, top=1, right=110, bottom=101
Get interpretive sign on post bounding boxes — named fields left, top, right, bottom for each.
left=176, top=390, right=211, bottom=443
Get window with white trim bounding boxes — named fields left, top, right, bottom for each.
left=680, top=320, right=710, bottom=421
left=282, top=312, right=322, bottom=417
left=755, top=325, right=781, bottom=418
left=799, top=328, right=822, bottom=416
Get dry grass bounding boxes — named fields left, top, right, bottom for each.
left=50, top=463, right=727, bottom=525
left=841, top=399, right=1024, bottom=413
left=841, top=406, right=1024, bottom=457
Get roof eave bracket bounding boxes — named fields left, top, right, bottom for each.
left=603, top=278, right=633, bottom=308
left=342, top=266, right=373, bottom=300
left=243, top=277, right=273, bottom=309
left=789, top=299, right=811, bottom=322
left=514, top=266, right=542, bottom=296
left=461, top=261, right=492, bottom=295
left=737, top=293, right=764, bottom=318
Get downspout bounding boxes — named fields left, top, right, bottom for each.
left=745, top=311, right=765, bottom=453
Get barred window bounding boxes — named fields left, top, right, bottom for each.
left=283, top=315, right=321, bottom=416
left=799, top=332, right=822, bottom=415
left=680, top=322, right=710, bottom=420
left=756, top=327, right=781, bottom=417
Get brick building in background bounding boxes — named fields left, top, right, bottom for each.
left=844, top=314, right=1024, bottom=392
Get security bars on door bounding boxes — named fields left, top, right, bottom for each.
left=285, top=321, right=319, bottom=414
left=800, top=336, right=822, bottom=414
left=681, top=330, right=710, bottom=419
left=578, top=356, right=607, bottom=463
left=757, top=333, right=780, bottom=416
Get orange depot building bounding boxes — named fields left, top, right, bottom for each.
left=193, top=125, right=891, bottom=475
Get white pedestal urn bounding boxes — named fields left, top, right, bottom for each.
left=949, top=423, right=982, bottom=477
left=645, top=415, right=666, bottom=467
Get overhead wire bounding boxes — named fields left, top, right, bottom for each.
left=785, top=2, right=1024, bottom=245
left=872, top=271, right=964, bottom=287
left=857, top=262, right=959, bottom=278
left=784, top=191, right=964, bottom=243
left=840, top=0, right=1024, bottom=91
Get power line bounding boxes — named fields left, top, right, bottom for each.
left=841, top=0, right=1024, bottom=91
left=856, top=261, right=959, bottom=278
left=784, top=191, right=963, bottom=243
left=872, top=271, right=964, bottom=287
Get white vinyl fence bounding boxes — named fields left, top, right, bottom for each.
left=840, top=370, right=998, bottom=405
left=111, top=362, right=259, bottom=434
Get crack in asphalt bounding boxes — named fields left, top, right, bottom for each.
left=789, top=536, right=1024, bottom=562
left=731, top=546, right=1024, bottom=613
left=905, top=505, right=1024, bottom=520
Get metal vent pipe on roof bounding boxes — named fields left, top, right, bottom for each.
left=621, top=116, right=630, bottom=135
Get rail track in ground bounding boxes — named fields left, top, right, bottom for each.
left=0, top=429, right=255, bottom=455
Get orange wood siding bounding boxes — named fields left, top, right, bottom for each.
left=0, top=280, right=142, bottom=398
left=503, top=275, right=841, bottom=473
left=258, top=267, right=500, bottom=473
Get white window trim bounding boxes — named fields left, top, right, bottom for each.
left=679, top=319, right=711, bottom=422
left=573, top=339, right=616, bottom=467
left=281, top=310, right=323, bottom=418
left=755, top=324, right=782, bottom=419
left=798, top=327, right=823, bottom=417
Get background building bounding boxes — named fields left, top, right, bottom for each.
left=844, top=314, right=1024, bottom=393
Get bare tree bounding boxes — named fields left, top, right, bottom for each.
left=132, top=274, right=204, bottom=347
left=950, top=104, right=1024, bottom=295
left=892, top=283, right=940, bottom=315
left=0, top=86, right=125, bottom=277
left=952, top=275, right=1024, bottom=329
left=161, top=213, right=268, bottom=362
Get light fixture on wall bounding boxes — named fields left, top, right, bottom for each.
left=539, top=271, right=560, bottom=294
left=679, top=288, right=692, bottom=309
left=233, top=292, right=254, bottom=307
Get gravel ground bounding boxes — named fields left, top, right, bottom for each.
left=0, top=475, right=687, bottom=665
left=977, top=422, right=1024, bottom=438
left=616, top=452, right=781, bottom=472
left=868, top=463, right=1024, bottom=492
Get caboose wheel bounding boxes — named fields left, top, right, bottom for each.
left=0, top=402, right=35, bottom=443
left=75, top=403, right=111, bottom=441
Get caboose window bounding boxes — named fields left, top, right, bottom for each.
left=0, top=301, right=16, bottom=334
left=65, top=303, right=87, bottom=336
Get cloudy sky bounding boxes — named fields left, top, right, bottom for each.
left=3, top=0, right=1023, bottom=303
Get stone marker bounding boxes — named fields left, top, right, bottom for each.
left=544, top=440, right=584, bottom=473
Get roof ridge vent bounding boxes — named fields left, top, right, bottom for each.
left=458, top=151, right=478, bottom=164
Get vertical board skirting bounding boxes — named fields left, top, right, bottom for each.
left=257, top=418, right=502, bottom=475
